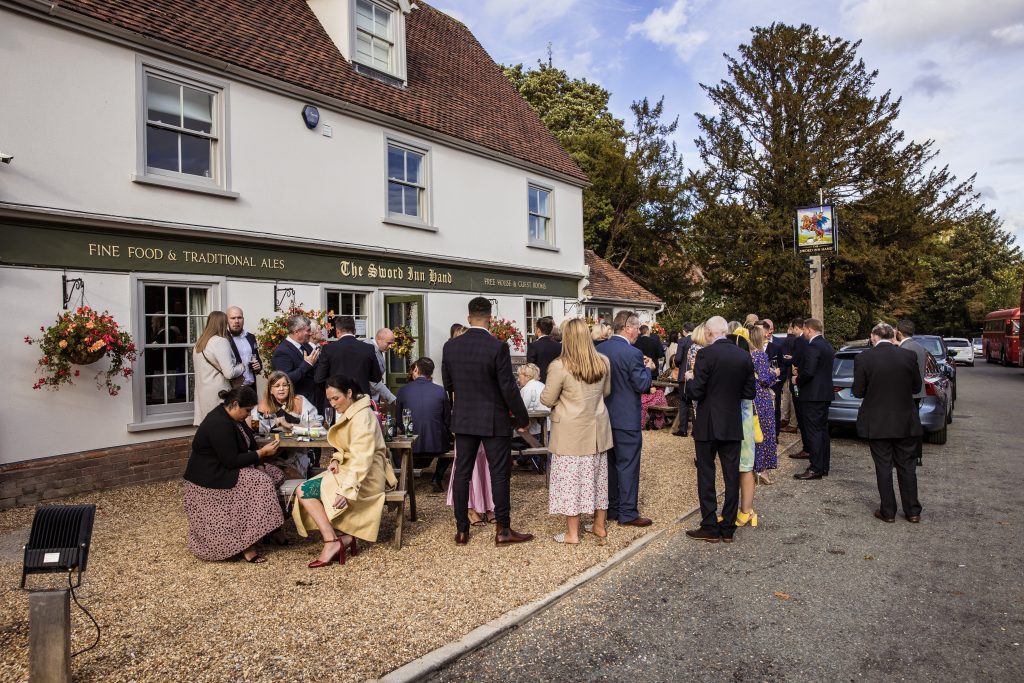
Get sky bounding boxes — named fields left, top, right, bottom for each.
left=435, top=0, right=1024, bottom=245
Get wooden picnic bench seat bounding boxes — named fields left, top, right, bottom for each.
left=277, top=479, right=409, bottom=550
left=646, top=405, right=678, bottom=429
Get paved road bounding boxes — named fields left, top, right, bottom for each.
left=431, top=363, right=1024, bottom=682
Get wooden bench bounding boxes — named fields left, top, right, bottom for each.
left=646, top=405, right=678, bottom=429
left=278, top=479, right=409, bottom=551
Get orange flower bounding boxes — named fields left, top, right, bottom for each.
left=58, top=340, right=68, bottom=348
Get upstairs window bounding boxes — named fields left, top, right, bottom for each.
left=355, top=0, right=394, bottom=73
left=387, top=141, right=427, bottom=221
left=145, top=75, right=218, bottom=181
left=528, top=184, right=554, bottom=245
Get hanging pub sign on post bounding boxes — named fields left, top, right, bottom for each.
left=794, top=205, right=838, bottom=257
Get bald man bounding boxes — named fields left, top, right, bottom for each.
left=226, top=306, right=261, bottom=387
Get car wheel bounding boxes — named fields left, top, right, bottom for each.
left=926, top=424, right=948, bottom=445
left=946, top=403, right=953, bottom=424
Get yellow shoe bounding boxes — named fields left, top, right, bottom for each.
left=737, top=510, right=759, bottom=527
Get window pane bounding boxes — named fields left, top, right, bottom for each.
left=356, top=0, right=374, bottom=30
left=537, top=189, right=549, bottom=216
left=374, top=10, right=390, bottom=38
left=528, top=187, right=539, bottom=214
left=405, top=151, right=422, bottom=185
left=356, top=32, right=373, bottom=61
left=387, top=146, right=405, bottom=181
left=147, top=76, right=180, bottom=125
left=180, top=134, right=212, bottom=177
left=403, top=186, right=420, bottom=217
left=388, top=182, right=404, bottom=214
left=146, top=316, right=166, bottom=345
left=146, top=126, right=179, bottom=172
left=373, top=39, right=390, bottom=69
left=182, top=86, right=213, bottom=134
left=529, top=216, right=540, bottom=241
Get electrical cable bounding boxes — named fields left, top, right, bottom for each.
left=68, top=571, right=101, bottom=658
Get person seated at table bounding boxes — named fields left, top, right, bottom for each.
left=183, top=386, right=285, bottom=563
left=293, top=375, right=398, bottom=567
left=513, top=363, right=549, bottom=472
left=395, top=357, right=452, bottom=492
left=257, top=370, right=318, bottom=478
left=540, top=318, right=613, bottom=544
left=640, top=355, right=669, bottom=430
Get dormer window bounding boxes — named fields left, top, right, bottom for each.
left=355, top=0, right=394, bottom=72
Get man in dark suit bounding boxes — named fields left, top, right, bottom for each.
left=634, top=325, right=665, bottom=369
left=314, top=316, right=381, bottom=396
left=270, top=313, right=320, bottom=405
left=794, top=318, right=836, bottom=480
left=603, top=311, right=656, bottom=527
left=673, top=322, right=695, bottom=437
left=853, top=322, right=923, bottom=523
left=526, top=316, right=561, bottom=382
left=442, top=297, right=532, bottom=546
left=226, top=306, right=262, bottom=388
left=778, top=318, right=802, bottom=435
left=684, top=316, right=756, bottom=543
left=395, top=357, right=452, bottom=491
left=896, top=319, right=928, bottom=467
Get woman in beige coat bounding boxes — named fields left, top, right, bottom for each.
left=192, top=311, right=245, bottom=426
left=293, top=375, right=397, bottom=567
left=540, top=318, right=614, bottom=545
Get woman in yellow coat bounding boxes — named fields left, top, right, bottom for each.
left=293, top=375, right=397, bottom=567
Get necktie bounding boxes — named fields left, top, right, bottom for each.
left=301, top=343, right=313, bottom=354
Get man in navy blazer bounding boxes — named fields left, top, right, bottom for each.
left=602, top=311, right=656, bottom=527
left=526, top=316, right=562, bottom=382
left=684, top=316, right=756, bottom=542
left=314, top=316, right=382, bottom=396
left=395, top=357, right=452, bottom=491
left=270, top=313, right=320, bottom=406
left=442, top=297, right=531, bottom=546
left=794, top=318, right=836, bottom=480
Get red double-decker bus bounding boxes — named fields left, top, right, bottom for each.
left=982, top=307, right=1021, bottom=366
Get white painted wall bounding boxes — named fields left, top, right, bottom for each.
left=0, top=11, right=585, bottom=276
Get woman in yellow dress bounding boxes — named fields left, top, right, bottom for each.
left=293, top=375, right=397, bottom=567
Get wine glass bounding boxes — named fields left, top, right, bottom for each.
left=402, top=408, right=413, bottom=435
left=324, top=405, right=335, bottom=428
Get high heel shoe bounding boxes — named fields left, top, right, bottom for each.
left=308, top=538, right=342, bottom=568
left=756, top=473, right=773, bottom=486
left=736, top=510, right=759, bottom=527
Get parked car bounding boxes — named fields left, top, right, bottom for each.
left=830, top=346, right=952, bottom=444
left=972, top=337, right=983, bottom=356
left=913, top=335, right=957, bottom=402
left=943, top=337, right=975, bottom=366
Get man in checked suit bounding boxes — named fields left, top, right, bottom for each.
left=794, top=318, right=836, bottom=480
left=270, top=313, right=320, bottom=406
left=442, top=297, right=532, bottom=546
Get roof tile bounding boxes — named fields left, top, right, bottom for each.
left=585, top=250, right=662, bottom=305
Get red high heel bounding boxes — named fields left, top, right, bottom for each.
left=338, top=535, right=359, bottom=565
left=308, top=538, right=342, bottom=568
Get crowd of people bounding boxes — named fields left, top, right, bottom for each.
left=181, top=298, right=925, bottom=564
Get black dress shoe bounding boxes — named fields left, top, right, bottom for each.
left=905, top=514, right=921, bottom=523
left=789, top=451, right=810, bottom=459
left=673, top=431, right=688, bottom=437
left=794, top=469, right=823, bottom=480
left=455, top=530, right=469, bottom=545
left=685, top=528, right=721, bottom=543
left=873, top=510, right=895, bottom=523
left=720, top=535, right=735, bottom=544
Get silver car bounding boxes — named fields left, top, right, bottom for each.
left=943, top=337, right=975, bottom=366
left=829, top=346, right=952, bottom=444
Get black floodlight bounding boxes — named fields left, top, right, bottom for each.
left=21, top=504, right=95, bottom=589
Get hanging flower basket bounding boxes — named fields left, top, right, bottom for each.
left=25, top=306, right=138, bottom=396
left=489, top=318, right=525, bottom=352
left=391, top=325, right=415, bottom=360
left=256, top=306, right=333, bottom=377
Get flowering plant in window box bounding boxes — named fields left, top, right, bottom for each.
left=25, top=306, right=137, bottom=396
left=256, top=306, right=333, bottom=377
left=489, top=318, right=525, bottom=352
left=391, top=325, right=415, bottom=360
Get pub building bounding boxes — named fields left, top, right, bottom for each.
left=0, top=0, right=659, bottom=508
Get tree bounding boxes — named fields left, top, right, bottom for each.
left=688, top=23, right=978, bottom=329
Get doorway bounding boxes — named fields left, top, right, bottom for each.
left=384, top=294, right=424, bottom=395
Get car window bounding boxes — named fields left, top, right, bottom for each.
left=944, top=339, right=969, bottom=347
left=916, top=337, right=944, bottom=357
left=924, top=354, right=939, bottom=376
left=972, top=338, right=982, bottom=345
left=833, top=354, right=857, bottom=378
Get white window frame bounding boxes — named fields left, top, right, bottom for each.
left=324, top=287, right=375, bottom=340
left=384, top=135, right=434, bottom=230
left=525, top=299, right=551, bottom=345
left=350, top=0, right=409, bottom=83
left=128, top=274, right=224, bottom=431
left=527, top=180, right=556, bottom=250
left=133, top=56, right=237, bottom=199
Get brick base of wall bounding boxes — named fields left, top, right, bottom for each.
left=0, top=436, right=193, bottom=511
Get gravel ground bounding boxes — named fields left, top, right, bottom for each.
left=433, top=364, right=1024, bottom=682
left=1, top=427, right=794, bottom=681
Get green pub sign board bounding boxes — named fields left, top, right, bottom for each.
left=0, top=224, right=580, bottom=298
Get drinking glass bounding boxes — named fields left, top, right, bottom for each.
left=324, top=405, right=335, bottom=428
left=402, top=408, right=413, bottom=434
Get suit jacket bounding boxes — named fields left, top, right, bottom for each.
left=526, top=335, right=562, bottom=382
left=227, top=331, right=260, bottom=384
left=899, top=338, right=928, bottom=400
left=675, top=335, right=694, bottom=388
left=634, top=334, right=664, bottom=363
left=796, top=335, right=835, bottom=402
left=271, top=339, right=318, bottom=403
left=395, top=377, right=451, bottom=454
left=602, top=335, right=653, bottom=431
left=313, top=335, right=381, bottom=396
left=685, top=338, right=756, bottom=441
left=365, top=339, right=397, bottom=403
left=852, top=342, right=923, bottom=439
left=441, top=328, right=528, bottom=436
left=184, top=404, right=260, bottom=489
left=778, top=333, right=798, bottom=378
left=540, top=356, right=613, bottom=455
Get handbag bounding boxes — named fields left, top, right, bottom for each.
left=753, top=413, right=764, bottom=444
left=202, top=349, right=245, bottom=389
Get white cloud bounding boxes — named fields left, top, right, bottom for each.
left=840, top=0, right=1024, bottom=50
left=992, top=23, right=1024, bottom=46
left=479, top=0, right=581, bottom=38
left=626, top=0, right=709, bottom=62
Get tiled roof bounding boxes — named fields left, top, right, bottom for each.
left=584, top=250, right=662, bottom=305
left=53, top=0, right=587, bottom=183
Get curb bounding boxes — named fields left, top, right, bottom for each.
left=373, top=503, right=703, bottom=683
left=372, top=435, right=805, bottom=683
